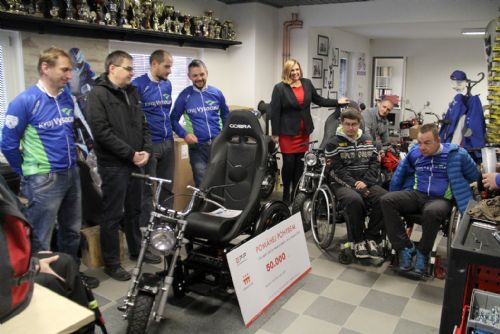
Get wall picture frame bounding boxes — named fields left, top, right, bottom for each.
left=333, top=47, right=339, bottom=67
left=312, top=58, right=323, bottom=78
left=317, top=35, right=329, bottom=56
left=323, top=69, right=328, bottom=88
left=328, top=90, right=338, bottom=100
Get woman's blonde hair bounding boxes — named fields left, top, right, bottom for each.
left=281, top=59, right=302, bottom=85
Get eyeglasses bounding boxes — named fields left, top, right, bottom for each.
left=115, top=65, right=134, bottom=72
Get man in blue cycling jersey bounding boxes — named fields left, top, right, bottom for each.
left=171, top=59, right=229, bottom=186
left=133, top=50, right=175, bottom=228
left=2, top=47, right=82, bottom=264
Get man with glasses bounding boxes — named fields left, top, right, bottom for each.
left=171, top=59, right=229, bottom=187
left=325, top=108, right=387, bottom=260
left=86, top=50, right=153, bottom=281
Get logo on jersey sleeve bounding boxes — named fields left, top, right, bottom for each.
left=5, top=115, right=19, bottom=129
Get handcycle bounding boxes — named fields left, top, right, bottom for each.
left=121, top=110, right=291, bottom=334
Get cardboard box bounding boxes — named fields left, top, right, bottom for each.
left=173, top=138, right=195, bottom=211
left=81, top=225, right=125, bottom=269
left=409, top=125, right=420, bottom=139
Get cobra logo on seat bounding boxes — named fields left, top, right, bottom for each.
left=229, top=124, right=251, bottom=129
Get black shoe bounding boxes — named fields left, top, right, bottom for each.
left=130, top=251, right=162, bottom=264
left=104, top=266, right=131, bottom=281
left=80, top=272, right=100, bottom=289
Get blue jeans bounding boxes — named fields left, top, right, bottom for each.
left=188, top=142, right=211, bottom=187
left=21, top=167, right=82, bottom=263
left=140, top=140, right=175, bottom=227
left=98, top=164, right=142, bottom=268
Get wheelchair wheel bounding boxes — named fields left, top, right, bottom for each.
left=446, top=207, right=461, bottom=258
left=310, top=184, right=335, bottom=249
left=254, top=201, right=291, bottom=235
left=291, top=192, right=312, bottom=232
left=126, top=292, right=154, bottom=334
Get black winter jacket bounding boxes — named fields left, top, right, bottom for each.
left=324, top=127, right=380, bottom=188
left=86, top=74, right=152, bottom=167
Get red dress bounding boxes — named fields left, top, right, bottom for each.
left=279, top=85, right=309, bottom=154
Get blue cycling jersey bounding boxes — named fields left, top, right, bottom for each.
left=132, top=73, right=173, bottom=143
left=1, top=83, right=76, bottom=175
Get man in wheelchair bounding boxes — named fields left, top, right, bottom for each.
left=381, top=124, right=479, bottom=276
left=324, top=108, right=388, bottom=260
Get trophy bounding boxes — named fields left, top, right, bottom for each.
left=227, top=20, right=236, bottom=40
left=118, top=0, right=131, bottom=28
left=221, top=21, right=228, bottom=40
left=5, top=0, right=24, bottom=13
left=64, top=0, right=76, bottom=20
left=182, top=15, right=191, bottom=35
left=77, top=0, right=91, bottom=22
left=151, top=0, right=163, bottom=31
left=202, top=15, right=210, bottom=37
left=172, top=10, right=181, bottom=34
left=107, top=0, right=118, bottom=26
left=141, top=0, right=153, bottom=30
left=192, top=16, right=203, bottom=37
left=49, top=0, right=60, bottom=18
left=214, top=21, right=221, bottom=39
left=129, top=0, right=143, bottom=29
left=161, top=5, right=173, bottom=32
left=31, top=0, right=44, bottom=16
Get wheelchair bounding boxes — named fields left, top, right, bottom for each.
left=295, top=107, right=390, bottom=265
left=174, top=110, right=290, bottom=296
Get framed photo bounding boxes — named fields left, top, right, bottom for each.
left=317, top=35, right=329, bottom=56
left=312, top=58, right=323, bottom=78
left=328, top=90, right=338, bottom=100
left=328, top=68, right=334, bottom=89
left=322, top=69, right=328, bottom=88
left=332, top=48, right=339, bottom=67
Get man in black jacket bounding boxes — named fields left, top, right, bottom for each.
left=86, top=50, right=155, bottom=281
left=325, top=108, right=387, bottom=260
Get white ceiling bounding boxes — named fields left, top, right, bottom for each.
left=338, top=20, right=492, bottom=39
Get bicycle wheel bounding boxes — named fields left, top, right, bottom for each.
left=291, top=192, right=312, bottom=232
left=310, top=184, right=335, bottom=249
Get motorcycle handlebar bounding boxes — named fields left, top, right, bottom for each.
left=131, top=173, right=172, bottom=184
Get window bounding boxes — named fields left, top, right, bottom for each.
left=0, top=45, right=7, bottom=144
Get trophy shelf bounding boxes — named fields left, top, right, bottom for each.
left=0, top=11, right=242, bottom=50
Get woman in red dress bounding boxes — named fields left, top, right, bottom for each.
left=270, top=59, right=349, bottom=203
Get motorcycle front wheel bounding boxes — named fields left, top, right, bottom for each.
left=126, top=292, right=155, bottom=334
left=260, top=170, right=276, bottom=199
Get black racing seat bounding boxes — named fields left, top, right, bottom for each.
left=184, top=110, right=268, bottom=244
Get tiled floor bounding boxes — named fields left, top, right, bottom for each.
left=83, top=223, right=446, bottom=334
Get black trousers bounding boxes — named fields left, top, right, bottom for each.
left=281, top=152, right=304, bottom=202
left=34, top=252, right=88, bottom=308
left=381, top=190, right=452, bottom=254
left=98, top=164, right=142, bottom=268
left=332, top=185, right=387, bottom=243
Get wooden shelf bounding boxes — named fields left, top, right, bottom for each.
left=0, top=11, right=242, bottom=50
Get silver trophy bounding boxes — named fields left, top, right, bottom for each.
left=162, top=5, right=174, bottom=33
left=49, top=0, right=60, bottom=18
left=106, top=0, right=118, bottom=26
left=64, top=0, right=76, bottom=20
left=192, top=16, right=203, bottom=37
left=77, top=0, right=91, bottom=22
left=172, top=10, right=181, bottom=34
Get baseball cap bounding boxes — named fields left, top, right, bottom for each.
left=450, top=70, right=467, bottom=81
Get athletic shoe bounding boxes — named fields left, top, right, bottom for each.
left=398, top=244, right=415, bottom=271
left=354, top=241, right=370, bottom=258
left=414, top=249, right=429, bottom=275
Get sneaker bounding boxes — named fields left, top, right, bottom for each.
left=80, top=272, right=100, bottom=289
left=366, top=240, right=382, bottom=259
left=130, top=251, right=162, bottom=264
left=414, top=249, right=429, bottom=275
left=398, top=244, right=415, bottom=271
left=354, top=242, right=369, bottom=259
left=104, top=265, right=131, bottom=281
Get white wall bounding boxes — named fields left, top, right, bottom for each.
left=371, top=38, right=488, bottom=123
